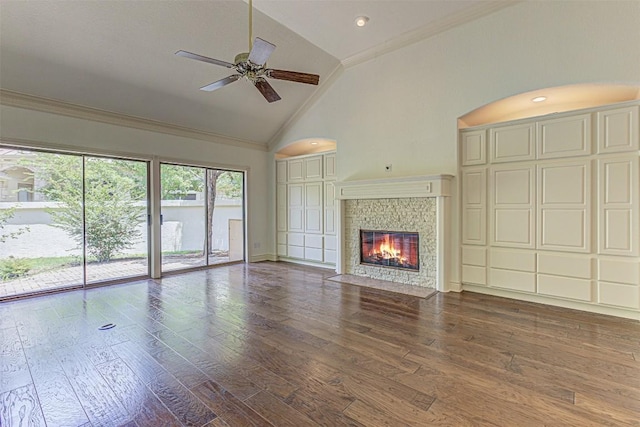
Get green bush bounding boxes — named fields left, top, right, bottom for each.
left=0, top=256, right=31, bottom=281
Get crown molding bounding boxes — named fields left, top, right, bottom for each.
left=0, top=89, right=268, bottom=152
left=267, top=62, right=344, bottom=152
left=342, top=1, right=520, bottom=69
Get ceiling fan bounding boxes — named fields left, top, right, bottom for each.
left=175, top=0, right=320, bottom=103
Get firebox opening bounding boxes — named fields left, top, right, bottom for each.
left=360, top=230, right=419, bottom=271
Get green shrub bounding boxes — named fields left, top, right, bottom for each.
left=0, top=256, right=31, bottom=281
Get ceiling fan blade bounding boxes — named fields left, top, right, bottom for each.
left=267, top=69, right=320, bottom=86
left=248, top=37, right=276, bottom=66
left=176, top=50, right=234, bottom=68
left=200, top=75, right=241, bottom=92
left=254, top=78, right=281, bottom=103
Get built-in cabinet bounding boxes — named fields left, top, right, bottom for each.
left=459, top=102, right=640, bottom=318
left=276, top=151, right=336, bottom=266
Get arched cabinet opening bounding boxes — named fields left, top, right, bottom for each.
left=275, top=138, right=338, bottom=267
left=458, top=83, right=640, bottom=319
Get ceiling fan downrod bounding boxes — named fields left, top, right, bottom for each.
left=249, top=0, right=253, bottom=51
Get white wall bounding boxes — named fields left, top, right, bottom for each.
left=0, top=106, right=270, bottom=260
left=270, top=1, right=640, bottom=282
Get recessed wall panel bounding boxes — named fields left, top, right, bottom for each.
left=598, top=259, right=639, bottom=285
left=462, top=246, right=486, bottom=266
left=538, top=274, right=591, bottom=301
left=494, top=169, right=532, bottom=205
left=537, top=113, right=591, bottom=159
left=490, top=249, right=536, bottom=272
left=540, top=164, right=587, bottom=204
left=598, top=157, right=639, bottom=256
left=605, top=161, right=632, bottom=204
left=538, top=253, right=591, bottom=279
left=489, top=268, right=536, bottom=292
left=494, top=209, right=533, bottom=247
left=288, top=159, right=304, bottom=181
left=597, top=105, right=639, bottom=154
left=462, top=169, right=486, bottom=245
left=598, top=282, right=640, bottom=309
left=461, top=130, right=486, bottom=166
left=463, top=209, right=483, bottom=242
left=490, top=123, right=535, bottom=163
left=537, top=161, right=590, bottom=252
left=462, top=265, right=486, bottom=285
left=540, top=210, right=586, bottom=249
left=604, top=210, right=632, bottom=251
left=304, top=156, right=323, bottom=180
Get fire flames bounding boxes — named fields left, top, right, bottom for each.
left=372, top=237, right=407, bottom=264
left=361, top=230, right=419, bottom=270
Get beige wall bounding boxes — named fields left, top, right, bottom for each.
left=273, top=2, right=640, bottom=176
left=270, top=1, right=640, bottom=278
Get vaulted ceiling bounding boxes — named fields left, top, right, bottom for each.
left=0, top=0, right=506, bottom=146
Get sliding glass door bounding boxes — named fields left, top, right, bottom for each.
left=207, top=169, right=244, bottom=265
left=84, top=157, right=149, bottom=284
left=0, top=149, right=84, bottom=297
left=0, top=146, right=149, bottom=299
left=160, top=164, right=244, bottom=273
left=160, top=164, right=206, bottom=272
left=0, top=144, right=246, bottom=298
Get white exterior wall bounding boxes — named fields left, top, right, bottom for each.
left=1, top=201, right=242, bottom=257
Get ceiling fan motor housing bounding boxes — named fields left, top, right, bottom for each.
left=234, top=52, right=250, bottom=64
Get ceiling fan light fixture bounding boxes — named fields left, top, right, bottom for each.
left=175, top=0, right=320, bottom=103
left=355, top=16, right=369, bottom=27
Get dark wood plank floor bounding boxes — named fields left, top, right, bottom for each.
left=1, top=261, right=638, bottom=426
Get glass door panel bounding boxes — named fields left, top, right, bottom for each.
left=0, top=148, right=84, bottom=298
left=160, top=164, right=206, bottom=272
left=207, top=169, right=244, bottom=265
left=84, top=157, right=149, bottom=284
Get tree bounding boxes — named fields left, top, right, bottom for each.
left=22, top=153, right=244, bottom=259
left=25, top=154, right=146, bottom=262
left=0, top=207, right=29, bottom=243
left=160, top=164, right=204, bottom=200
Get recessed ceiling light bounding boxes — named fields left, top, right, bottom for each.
left=355, top=16, right=369, bottom=27
left=310, top=141, right=318, bottom=145
left=532, top=96, right=547, bottom=103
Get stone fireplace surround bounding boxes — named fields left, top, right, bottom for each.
left=335, top=175, right=453, bottom=292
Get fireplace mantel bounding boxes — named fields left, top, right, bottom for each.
left=335, top=174, right=454, bottom=292
left=335, top=174, right=453, bottom=200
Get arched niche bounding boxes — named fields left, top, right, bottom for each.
left=275, top=138, right=336, bottom=159
left=459, top=83, right=640, bottom=128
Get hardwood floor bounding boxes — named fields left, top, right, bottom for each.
left=1, top=261, right=638, bottom=426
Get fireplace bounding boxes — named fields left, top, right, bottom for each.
left=360, top=230, right=419, bottom=271
left=336, top=175, right=453, bottom=290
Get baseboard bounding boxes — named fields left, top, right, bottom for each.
left=462, top=284, right=640, bottom=321
left=277, top=257, right=337, bottom=271
left=249, top=253, right=277, bottom=262
left=448, top=281, right=462, bottom=292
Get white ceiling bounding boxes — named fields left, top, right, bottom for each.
left=0, top=0, right=501, bottom=146
left=252, top=0, right=486, bottom=61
